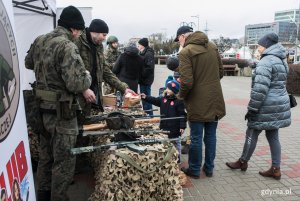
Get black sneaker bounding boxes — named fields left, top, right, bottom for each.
left=203, top=166, right=213, bottom=177
left=181, top=167, right=200, bottom=179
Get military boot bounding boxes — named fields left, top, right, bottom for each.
left=259, top=166, right=281, bottom=180
left=226, top=159, right=248, bottom=171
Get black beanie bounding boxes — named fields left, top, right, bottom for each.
left=138, top=38, right=149, bottom=47
left=166, top=56, right=179, bottom=71
left=88, top=19, right=109, bottom=33
left=58, top=6, right=85, bottom=30
left=258, top=32, right=278, bottom=49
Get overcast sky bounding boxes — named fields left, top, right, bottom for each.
left=57, top=0, right=300, bottom=43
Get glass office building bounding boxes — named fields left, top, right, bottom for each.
left=245, top=22, right=297, bottom=46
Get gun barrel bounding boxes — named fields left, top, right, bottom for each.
left=70, top=137, right=181, bottom=155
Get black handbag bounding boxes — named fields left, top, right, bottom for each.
left=289, top=94, right=297, bottom=108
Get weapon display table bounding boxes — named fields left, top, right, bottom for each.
left=88, top=135, right=183, bottom=201
left=77, top=108, right=184, bottom=200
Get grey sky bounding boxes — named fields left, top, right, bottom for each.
left=57, top=0, right=300, bottom=43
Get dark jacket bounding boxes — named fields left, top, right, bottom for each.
left=113, top=46, right=144, bottom=93
left=144, top=95, right=187, bottom=138
left=178, top=31, right=226, bottom=122
left=139, top=46, right=155, bottom=85
left=247, top=43, right=291, bottom=130
left=75, top=29, right=127, bottom=113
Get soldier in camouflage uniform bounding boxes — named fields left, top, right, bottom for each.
left=25, top=6, right=91, bottom=201
left=103, top=35, right=121, bottom=94
left=76, top=19, right=134, bottom=116
left=0, top=54, right=15, bottom=116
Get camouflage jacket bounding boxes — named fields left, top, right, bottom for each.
left=25, top=26, right=92, bottom=107
left=75, top=30, right=127, bottom=111
left=104, top=46, right=121, bottom=70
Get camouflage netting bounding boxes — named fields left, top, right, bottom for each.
left=287, top=64, right=300, bottom=95
left=89, top=137, right=183, bottom=201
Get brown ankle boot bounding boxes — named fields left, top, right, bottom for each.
left=259, top=166, right=281, bottom=180
left=226, top=159, right=248, bottom=171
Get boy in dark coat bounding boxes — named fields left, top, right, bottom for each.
left=141, top=80, right=187, bottom=162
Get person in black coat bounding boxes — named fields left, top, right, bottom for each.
left=138, top=38, right=155, bottom=115
left=141, top=80, right=187, bottom=162
left=113, top=46, right=144, bottom=93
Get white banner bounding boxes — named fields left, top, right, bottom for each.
left=0, top=0, right=36, bottom=201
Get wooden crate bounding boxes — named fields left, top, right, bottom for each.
left=102, top=94, right=116, bottom=107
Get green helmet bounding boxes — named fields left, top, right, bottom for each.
left=107, top=35, right=118, bottom=45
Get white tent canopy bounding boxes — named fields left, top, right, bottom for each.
left=13, top=0, right=56, bottom=90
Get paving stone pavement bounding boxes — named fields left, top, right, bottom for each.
left=66, top=65, right=300, bottom=201
left=180, top=75, right=300, bottom=201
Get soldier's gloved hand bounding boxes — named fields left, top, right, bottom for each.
left=124, top=88, right=137, bottom=96
left=245, top=110, right=256, bottom=121
left=83, top=89, right=96, bottom=103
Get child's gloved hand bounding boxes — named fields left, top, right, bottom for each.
left=140, top=93, right=146, bottom=99
left=180, top=129, right=185, bottom=135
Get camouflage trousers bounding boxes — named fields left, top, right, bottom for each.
left=37, top=113, right=78, bottom=201
left=103, top=82, right=115, bottom=95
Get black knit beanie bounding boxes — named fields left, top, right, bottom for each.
left=88, top=19, right=109, bottom=33
left=138, top=38, right=149, bottom=47
left=58, top=6, right=85, bottom=30
left=258, top=32, right=278, bottom=49
left=166, top=56, right=179, bottom=71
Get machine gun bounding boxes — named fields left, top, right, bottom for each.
left=70, top=137, right=181, bottom=155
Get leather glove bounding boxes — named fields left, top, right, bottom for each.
left=245, top=110, right=256, bottom=121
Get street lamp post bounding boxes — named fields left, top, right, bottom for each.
left=191, top=15, right=199, bottom=31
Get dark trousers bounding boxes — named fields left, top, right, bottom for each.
left=240, top=128, right=281, bottom=167
left=140, top=84, right=153, bottom=115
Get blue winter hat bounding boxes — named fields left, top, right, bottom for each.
left=166, top=80, right=180, bottom=94
left=258, top=32, right=278, bottom=49
left=165, top=75, right=174, bottom=87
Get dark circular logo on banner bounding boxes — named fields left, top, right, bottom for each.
left=0, top=1, right=20, bottom=143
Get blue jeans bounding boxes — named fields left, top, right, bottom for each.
left=140, top=84, right=153, bottom=115
left=188, top=121, right=218, bottom=176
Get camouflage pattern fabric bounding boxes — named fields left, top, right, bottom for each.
left=75, top=30, right=127, bottom=114
left=37, top=113, right=78, bottom=201
left=104, top=46, right=121, bottom=70
left=25, top=26, right=91, bottom=201
left=89, top=135, right=183, bottom=201
left=103, top=46, right=121, bottom=94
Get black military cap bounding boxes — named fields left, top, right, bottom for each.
left=174, top=26, right=193, bottom=42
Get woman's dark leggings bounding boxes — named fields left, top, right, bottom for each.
left=240, top=128, right=281, bottom=167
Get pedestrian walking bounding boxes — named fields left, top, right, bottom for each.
left=226, top=32, right=291, bottom=180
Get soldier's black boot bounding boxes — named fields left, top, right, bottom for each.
left=37, top=190, right=51, bottom=201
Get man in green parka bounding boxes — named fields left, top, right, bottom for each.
left=175, top=26, right=226, bottom=179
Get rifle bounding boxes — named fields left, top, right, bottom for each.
left=83, top=114, right=164, bottom=125
left=82, top=128, right=170, bottom=137
left=70, top=137, right=181, bottom=155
